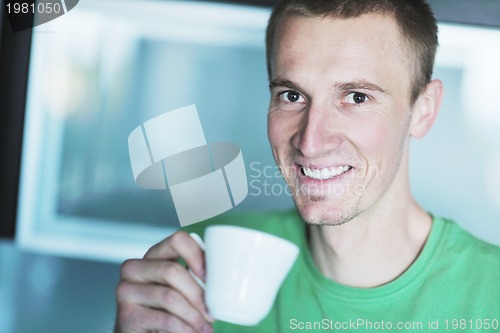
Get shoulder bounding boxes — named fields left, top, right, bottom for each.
left=429, top=217, right=500, bottom=313
left=436, top=217, right=500, bottom=270
left=439, top=217, right=500, bottom=253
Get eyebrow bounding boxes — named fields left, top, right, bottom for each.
left=269, top=79, right=301, bottom=91
left=335, top=81, right=389, bottom=94
left=269, top=79, right=390, bottom=95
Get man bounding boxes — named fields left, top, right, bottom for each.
left=114, top=1, right=500, bottom=332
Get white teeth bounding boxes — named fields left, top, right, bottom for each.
left=302, top=166, right=351, bottom=180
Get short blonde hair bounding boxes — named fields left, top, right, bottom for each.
left=266, top=0, right=439, bottom=104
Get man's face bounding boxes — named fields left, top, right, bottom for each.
left=268, top=14, right=416, bottom=225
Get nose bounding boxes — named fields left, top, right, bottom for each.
left=292, top=103, right=343, bottom=158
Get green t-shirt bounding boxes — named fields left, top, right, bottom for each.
left=185, top=210, right=500, bottom=332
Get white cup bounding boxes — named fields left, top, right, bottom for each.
left=189, top=225, right=299, bottom=326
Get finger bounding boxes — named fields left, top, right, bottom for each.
left=144, top=231, right=206, bottom=279
left=116, top=301, right=202, bottom=333
left=119, top=259, right=213, bottom=322
left=117, top=282, right=210, bottom=332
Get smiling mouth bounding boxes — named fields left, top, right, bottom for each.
left=301, top=165, right=353, bottom=180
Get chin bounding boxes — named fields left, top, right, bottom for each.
left=293, top=196, right=361, bottom=227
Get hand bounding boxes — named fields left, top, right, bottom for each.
left=114, top=231, right=214, bottom=333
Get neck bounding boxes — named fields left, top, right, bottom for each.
left=307, top=161, right=432, bottom=288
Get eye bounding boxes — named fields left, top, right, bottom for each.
left=346, top=92, right=368, bottom=104
left=280, top=90, right=305, bottom=104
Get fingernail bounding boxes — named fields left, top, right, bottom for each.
left=202, top=323, right=213, bottom=333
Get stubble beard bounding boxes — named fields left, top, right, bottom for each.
left=291, top=189, right=363, bottom=227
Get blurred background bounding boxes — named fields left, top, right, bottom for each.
left=1, top=0, right=499, bottom=332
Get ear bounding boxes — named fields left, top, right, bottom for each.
left=409, top=79, right=443, bottom=138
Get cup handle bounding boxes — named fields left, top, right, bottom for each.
left=188, top=233, right=206, bottom=290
